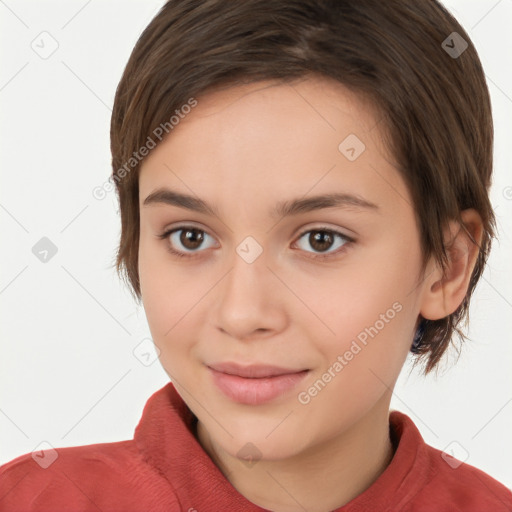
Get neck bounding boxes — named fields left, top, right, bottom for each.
left=196, top=394, right=395, bottom=512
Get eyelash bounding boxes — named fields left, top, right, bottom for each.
left=157, top=225, right=354, bottom=261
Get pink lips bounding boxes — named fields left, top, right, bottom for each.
left=207, top=362, right=309, bottom=405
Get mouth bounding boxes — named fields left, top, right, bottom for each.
left=206, top=362, right=310, bottom=405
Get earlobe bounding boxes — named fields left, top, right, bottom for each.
left=420, top=209, right=483, bottom=320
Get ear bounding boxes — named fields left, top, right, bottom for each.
left=419, top=209, right=484, bottom=320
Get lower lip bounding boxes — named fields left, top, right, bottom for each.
left=208, top=367, right=309, bottom=405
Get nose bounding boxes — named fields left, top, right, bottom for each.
left=214, top=246, right=287, bottom=341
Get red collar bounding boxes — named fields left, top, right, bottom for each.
left=133, top=382, right=431, bottom=511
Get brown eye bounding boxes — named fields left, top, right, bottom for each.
left=294, top=227, right=351, bottom=260
left=158, top=226, right=216, bottom=258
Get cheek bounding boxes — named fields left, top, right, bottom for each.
left=138, top=235, right=197, bottom=347
left=138, top=232, right=226, bottom=373
left=303, top=233, right=421, bottom=390
left=297, top=279, right=414, bottom=426
left=315, top=257, right=417, bottom=347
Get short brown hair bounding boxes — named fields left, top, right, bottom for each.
left=110, top=0, right=495, bottom=374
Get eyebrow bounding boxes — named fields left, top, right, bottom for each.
left=142, top=187, right=379, bottom=219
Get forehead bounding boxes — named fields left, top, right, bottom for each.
left=138, top=76, right=409, bottom=219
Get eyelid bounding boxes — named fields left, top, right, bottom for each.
left=294, top=223, right=355, bottom=241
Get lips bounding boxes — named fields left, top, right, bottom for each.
left=207, top=362, right=310, bottom=405
left=208, top=361, right=307, bottom=378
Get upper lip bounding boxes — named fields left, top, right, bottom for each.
left=207, top=362, right=308, bottom=378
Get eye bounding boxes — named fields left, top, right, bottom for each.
left=157, top=225, right=353, bottom=260
left=293, top=227, right=352, bottom=260
left=157, top=226, right=216, bottom=258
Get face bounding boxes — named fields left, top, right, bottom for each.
left=138, top=76, right=426, bottom=462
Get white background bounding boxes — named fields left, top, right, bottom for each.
left=1, top=0, right=511, bottom=491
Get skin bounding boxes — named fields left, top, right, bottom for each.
left=137, top=75, right=483, bottom=512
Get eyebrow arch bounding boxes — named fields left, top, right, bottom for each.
left=142, top=187, right=379, bottom=219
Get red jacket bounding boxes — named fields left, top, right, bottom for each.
left=1, top=382, right=511, bottom=511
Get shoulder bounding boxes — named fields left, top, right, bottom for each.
left=387, top=411, right=512, bottom=512
left=0, top=440, right=180, bottom=512
left=406, top=443, right=512, bottom=511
